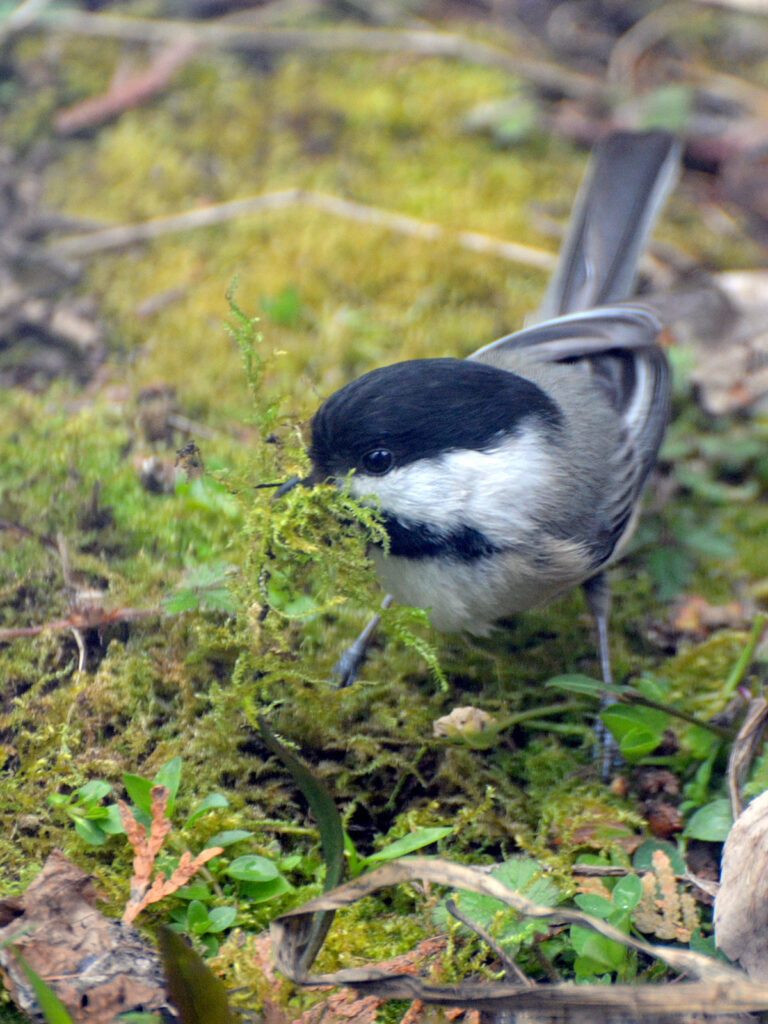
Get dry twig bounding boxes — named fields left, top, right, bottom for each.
left=54, top=34, right=199, bottom=134
left=37, top=13, right=606, bottom=104
left=47, top=188, right=556, bottom=270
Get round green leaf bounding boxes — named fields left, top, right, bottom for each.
left=632, top=839, right=686, bottom=875
left=226, top=855, right=279, bottom=882
left=612, top=874, right=643, bottom=911
left=187, top=900, right=210, bottom=935
left=74, top=818, right=108, bottom=846
left=683, top=798, right=732, bottom=842
left=207, top=906, right=237, bottom=933
left=573, top=894, right=614, bottom=919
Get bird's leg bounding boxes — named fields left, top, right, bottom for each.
left=331, top=594, right=393, bottom=688
left=582, top=572, right=620, bottom=779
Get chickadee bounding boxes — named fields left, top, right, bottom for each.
left=284, top=131, right=679, bottom=711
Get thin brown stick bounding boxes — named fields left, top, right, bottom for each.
left=47, top=189, right=556, bottom=270
left=37, top=12, right=607, bottom=105
left=0, top=607, right=160, bottom=641
left=54, top=34, right=199, bottom=134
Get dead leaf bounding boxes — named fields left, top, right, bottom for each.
left=0, top=850, right=172, bottom=1022
left=715, top=789, right=768, bottom=979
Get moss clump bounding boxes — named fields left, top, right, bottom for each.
left=1, top=24, right=767, bottom=1005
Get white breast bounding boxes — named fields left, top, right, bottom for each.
left=371, top=539, right=591, bottom=635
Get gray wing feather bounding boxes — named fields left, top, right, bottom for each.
left=469, top=303, right=671, bottom=562
left=471, top=130, right=679, bottom=564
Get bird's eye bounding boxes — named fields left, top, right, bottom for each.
left=361, top=448, right=393, bottom=475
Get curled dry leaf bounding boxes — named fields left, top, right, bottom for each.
left=270, top=855, right=766, bottom=1018
left=715, top=789, right=768, bottom=979
left=643, top=800, right=684, bottom=841
left=0, top=850, right=171, bottom=1022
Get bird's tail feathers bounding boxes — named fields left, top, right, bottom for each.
left=535, top=130, right=681, bottom=322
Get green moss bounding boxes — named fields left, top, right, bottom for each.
left=1, top=27, right=767, bottom=1003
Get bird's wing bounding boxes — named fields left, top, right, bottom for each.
left=470, top=303, right=670, bottom=558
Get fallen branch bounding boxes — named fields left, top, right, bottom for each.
left=54, top=34, right=199, bottom=135
left=270, top=855, right=768, bottom=1017
left=35, top=13, right=607, bottom=105
left=0, top=606, right=160, bottom=641
left=46, top=188, right=556, bottom=270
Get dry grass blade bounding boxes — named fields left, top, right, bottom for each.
left=270, top=856, right=768, bottom=1017
left=727, top=694, right=768, bottom=819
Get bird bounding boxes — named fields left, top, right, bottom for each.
left=281, top=130, right=680, bottom=757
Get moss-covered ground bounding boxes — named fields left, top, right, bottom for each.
left=2, top=13, right=768, bottom=1016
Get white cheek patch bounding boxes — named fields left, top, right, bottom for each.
left=345, top=430, right=554, bottom=546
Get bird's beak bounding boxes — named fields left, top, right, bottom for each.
left=273, top=466, right=327, bottom=499
left=273, top=474, right=302, bottom=498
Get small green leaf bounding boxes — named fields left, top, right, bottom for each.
left=683, top=799, right=732, bottom=842
left=176, top=883, right=211, bottom=901
left=78, top=804, right=110, bottom=822
left=237, top=875, right=291, bottom=904
left=206, top=906, right=237, bottom=933
left=73, top=818, right=108, bottom=846
left=226, top=855, right=279, bottom=882
left=573, top=894, right=614, bottom=918
left=122, top=774, right=153, bottom=818
left=612, top=874, right=643, bottom=911
left=546, top=674, right=625, bottom=698
left=186, top=900, right=210, bottom=935
left=573, top=955, right=610, bottom=981
left=600, top=705, right=669, bottom=760
left=366, top=827, right=453, bottom=864
left=684, top=724, right=719, bottom=760
left=154, top=757, right=182, bottom=815
left=184, top=793, right=229, bottom=828
left=102, top=804, right=126, bottom=835
left=205, top=829, right=252, bottom=849
left=634, top=676, right=670, bottom=702
left=619, top=726, right=664, bottom=760
left=76, top=779, right=112, bottom=803
left=570, top=927, right=626, bottom=971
